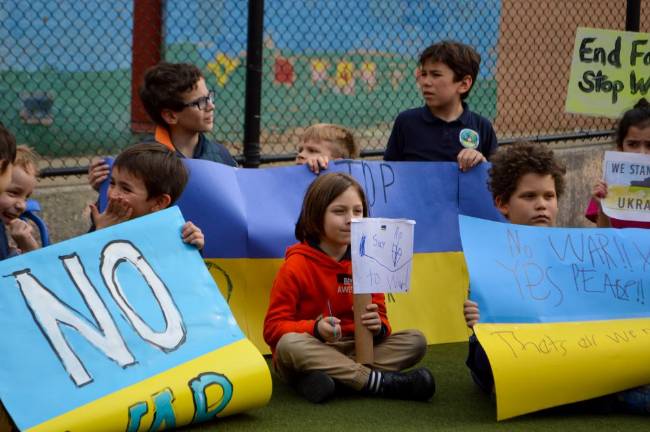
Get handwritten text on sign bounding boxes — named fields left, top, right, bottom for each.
left=602, top=151, right=650, bottom=222
left=459, top=216, right=650, bottom=324
left=565, top=27, right=650, bottom=118
left=351, top=218, right=415, bottom=294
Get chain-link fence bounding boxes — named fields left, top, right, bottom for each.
left=0, top=0, right=648, bottom=175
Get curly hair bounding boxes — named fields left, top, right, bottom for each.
left=419, top=40, right=481, bottom=100
left=139, top=62, right=203, bottom=127
left=0, top=122, right=17, bottom=174
left=488, top=142, right=566, bottom=204
left=616, top=98, right=650, bottom=148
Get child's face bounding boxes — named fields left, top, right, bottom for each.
left=108, top=167, right=165, bottom=219
left=496, top=173, right=558, bottom=227
left=295, top=139, right=336, bottom=164
left=319, top=186, right=364, bottom=252
left=0, top=163, right=12, bottom=195
left=169, top=77, right=214, bottom=133
left=418, top=59, right=470, bottom=112
left=621, top=125, right=650, bottom=154
left=0, top=165, right=36, bottom=224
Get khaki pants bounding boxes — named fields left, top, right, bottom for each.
left=274, top=329, right=427, bottom=391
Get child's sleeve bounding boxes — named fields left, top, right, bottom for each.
left=263, top=264, right=318, bottom=349
left=383, top=115, right=404, bottom=161
left=371, top=293, right=392, bottom=337
left=584, top=198, right=600, bottom=223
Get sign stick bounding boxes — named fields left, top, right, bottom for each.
left=353, top=293, right=374, bottom=365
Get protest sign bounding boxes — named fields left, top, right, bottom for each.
left=459, top=215, right=650, bottom=420
left=175, top=160, right=505, bottom=352
left=601, top=150, right=650, bottom=222
left=566, top=27, right=650, bottom=118
left=351, top=218, right=415, bottom=294
left=0, top=207, right=271, bottom=431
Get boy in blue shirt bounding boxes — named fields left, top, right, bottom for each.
left=384, top=41, right=497, bottom=171
left=88, top=62, right=237, bottom=190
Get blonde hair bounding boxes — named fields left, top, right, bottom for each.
left=301, top=123, right=358, bottom=158
left=15, top=145, right=39, bottom=176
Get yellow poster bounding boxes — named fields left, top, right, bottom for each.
left=565, top=27, right=650, bottom=118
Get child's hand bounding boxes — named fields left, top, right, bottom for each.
left=464, top=299, right=480, bottom=328
left=90, top=197, right=133, bottom=229
left=88, top=158, right=111, bottom=192
left=592, top=180, right=608, bottom=203
left=305, top=155, right=330, bottom=174
left=317, top=316, right=341, bottom=342
left=181, top=221, right=204, bottom=250
left=457, top=148, right=486, bottom=172
left=361, top=303, right=382, bottom=335
left=7, top=219, right=39, bottom=252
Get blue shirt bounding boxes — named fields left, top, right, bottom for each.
left=384, top=104, right=498, bottom=162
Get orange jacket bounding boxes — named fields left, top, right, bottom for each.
left=263, top=242, right=391, bottom=355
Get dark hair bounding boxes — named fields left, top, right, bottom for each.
left=489, top=142, right=566, bottom=204
left=0, top=122, right=17, bottom=174
left=616, top=98, right=650, bottom=148
left=114, top=142, right=188, bottom=204
left=139, top=62, right=203, bottom=127
left=295, top=172, right=368, bottom=243
left=419, top=40, right=480, bottom=100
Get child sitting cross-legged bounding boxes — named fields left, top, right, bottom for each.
left=263, top=172, right=435, bottom=404
left=89, top=142, right=204, bottom=250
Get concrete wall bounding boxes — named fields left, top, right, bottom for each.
left=33, top=140, right=612, bottom=245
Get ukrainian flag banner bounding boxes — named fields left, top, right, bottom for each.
left=0, top=207, right=271, bottom=431
left=176, top=160, right=504, bottom=353
left=459, top=215, right=650, bottom=420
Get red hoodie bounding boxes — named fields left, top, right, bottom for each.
left=263, top=242, right=391, bottom=355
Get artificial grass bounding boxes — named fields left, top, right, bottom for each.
left=185, top=342, right=647, bottom=432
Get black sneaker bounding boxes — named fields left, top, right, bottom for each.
left=296, top=371, right=336, bottom=403
left=380, top=368, right=435, bottom=401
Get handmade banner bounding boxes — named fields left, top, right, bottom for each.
left=565, top=27, right=650, bottom=118
left=175, top=160, right=505, bottom=352
left=351, top=218, right=415, bottom=294
left=459, top=215, right=650, bottom=420
left=601, top=150, right=650, bottom=222
left=0, top=207, right=271, bottom=432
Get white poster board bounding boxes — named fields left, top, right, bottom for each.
left=351, top=218, right=415, bottom=294
left=602, top=151, right=650, bottom=222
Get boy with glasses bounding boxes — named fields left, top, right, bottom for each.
left=88, top=62, right=237, bottom=190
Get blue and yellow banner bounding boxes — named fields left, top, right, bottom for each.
left=0, top=207, right=271, bottom=431
left=460, top=215, right=650, bottom=419
left=175, top=160, right=505, bottom=352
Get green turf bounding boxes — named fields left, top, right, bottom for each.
left=183, top=342, right=647, bottom=431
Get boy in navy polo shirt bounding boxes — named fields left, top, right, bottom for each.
left=384, top=41, right=497, bottom=171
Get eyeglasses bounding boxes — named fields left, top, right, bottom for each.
left=182, top=91, right=214, bottom=111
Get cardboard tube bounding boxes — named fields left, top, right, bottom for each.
left=353, top=293, right=374, bottom=365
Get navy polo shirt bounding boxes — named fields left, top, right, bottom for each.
left=383, top=103, right=498, bottom=162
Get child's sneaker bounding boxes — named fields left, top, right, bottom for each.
left=380, top=368, right=435, bottom=401
left=296, top=371, right=336, bottom=403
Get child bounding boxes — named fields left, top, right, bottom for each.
left=89, top=143, right=204, bottom=250
left=263, top=172, right=434, bottom=403
left=463, top=142, right=565, bottom=393
left=384, top=41, right=498, bottom=172
left=88, top=62, right=237, bottom=190
left=0, top=146, right=40, bottom=255
left=0, top=123, right=17, bottom=260
left=586, top=98, right=650, bottom=228
left=464, top=143, right=649, bottom=414
left=295, top=123, right=358, bottom=174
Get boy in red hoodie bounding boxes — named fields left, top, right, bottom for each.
left=264, top=172, right=434, bottom=403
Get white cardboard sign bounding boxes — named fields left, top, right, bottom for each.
left=351, top=218, right=415, bottom=294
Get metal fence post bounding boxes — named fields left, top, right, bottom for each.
left=626, top=0, right=640, bottom=31
left=243, top=0, right=264, bottom=168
